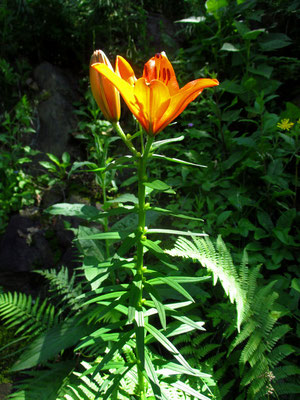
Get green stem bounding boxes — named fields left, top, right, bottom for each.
left=94, top=133, right=111, bottom=261
left=135, top=133, right=154, bottom=396
left=101, top=173, right=110, bottom=259
left=112, top=121, right=139, bottom=157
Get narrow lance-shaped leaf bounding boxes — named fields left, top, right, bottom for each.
left=144, top=282, right=166, bottom=330
left=145, top=323, right=195, bottom=374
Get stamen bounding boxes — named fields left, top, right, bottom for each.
left=163, top=68, right=166, bottom=81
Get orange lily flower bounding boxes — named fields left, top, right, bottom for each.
left=89, top=50, right=121, bottom=122
left=92, top=52, right=219, bottom=136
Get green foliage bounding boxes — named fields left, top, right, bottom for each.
left=0, top=95, right=40, bottom=232
left=0, top=292, right=59, bottom=339
left=0, top=0, right=299, bottom=398
left=167, top=236, right=248, bottom=330
left=168, top=235, right=299, bottom=399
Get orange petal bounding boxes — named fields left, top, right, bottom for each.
left=115, top=55, right=137, bottom=86
left=156, top=78, right=219, bottom=134
left=133, top=78, right=170, bottom=134
left=143, top=52, right=179, bottom=96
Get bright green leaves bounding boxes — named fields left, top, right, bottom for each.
left=47, top=202, right=135, bottom=222
left=143, top=179, right=175, bottom=194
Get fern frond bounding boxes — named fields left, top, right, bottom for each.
left=240, top=331, right=263, bottom=365
left=35, top=266, right=82, bottom=314
left=268, top=344, right=294, bottom=368
left=265, top=324, right=291, bottom=352
left=273, top=364, right=300, bottom=380
left=240, top=356, right=269, bottom=387
left=229, top=319, right=257, bottom=353
left=0, top=292, right=59, bottom=338
left=166, top=235, right=247, bottom=331
left=274, top=381, right=300, bottom=396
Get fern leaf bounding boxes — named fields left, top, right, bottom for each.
left=267, top=344, right=294, bottom=368
left=166, top=236, right=247, bottom=331
left=35, top=266, right=82, bottom=315
left=0, top=292, right=58, bottom=338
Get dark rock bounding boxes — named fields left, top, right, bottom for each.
left=0, top=215, right=53, bottom=272
left=147, top=12, right=178, bottom=53
left=32, top=62, right=79, bottom=157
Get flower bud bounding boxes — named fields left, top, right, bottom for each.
left=90, top=50, right=121, bottom=122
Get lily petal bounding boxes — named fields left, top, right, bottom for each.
left=155, top=78, right=219, bottom=134
left=116, top=55, right=137, bottom=86
left=133, top=78, right=171, bottom=134
left=143, top=52, right=179, bottom=96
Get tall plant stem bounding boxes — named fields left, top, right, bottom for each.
left=112, top=122, right=139, bottom=157
left=93, top=133, right=111, bottom=260
left=135, top=134, right=154, bottom=397
left=100, top=173, right=110, bottom=259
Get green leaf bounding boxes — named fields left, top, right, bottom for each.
left=104, top=155, right=134, bottom=172
left=77, top=230, right=134, bottom=241
left=216, top=210, right=232, bottom=225
left=46, top=153, right=60, bottom=166
left=257, top=210, right=274, bottom=232
left=273, top=228, right=293, bottom=245
left=62, top=152, right=70, bottom=164
left=156, top=361, right=211, bottom=378
left=143, top=180, right=172, bottom=192
left=205, top=0, right=228, bottom=14
left=46, top=203, right=102, bottom=221
left=220, top=42, right=240, bottom=52
left=248, top=64, right=273, bottom=78
left=148, top=276, right=194, bottom=302
left=150, top=207, right=203, bottom=221
left=259, top=33, right=292, bottom=51
left=152, top=154, right=206, bottom=168
left=276, top=209, right=296, bottom=230
left=106, top=193, right=138, bottom=204
left=291, top=278, right=300, bottom=293
left=220, top=80, right=245, bottom=94
left=152, top=135, right=185, bottom=149
left=128, top=283, right=140, bottom=323
left=144, top=351, right=162, bottom=400
left=145, top=323, right=195, bottom=374
left=39, top=161, right=57, bottom=171
left=144, top=283, right=166, bottom=330
left=243, top=29, right=265, bottom=40
left=143, top=240, right=178, bottom=270
left=147, top=229, right=207, bottom=237
left=171, top=315, right=205, bottom=332
left=11, top=317, right=92, bottom=371
left=68, top=161, right=98, bottom=177
left=85, top=330, right=133, bottom=377
left=172, top=381, right=211, bottom=400
left=135, top=325, right=145, bottom=368
left=102, top=365, right=132, bottom=400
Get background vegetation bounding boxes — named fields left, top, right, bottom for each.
left=0, top=0, right=299, bottom=399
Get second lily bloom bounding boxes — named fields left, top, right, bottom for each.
left=90, top=51, right=219, bottom=135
